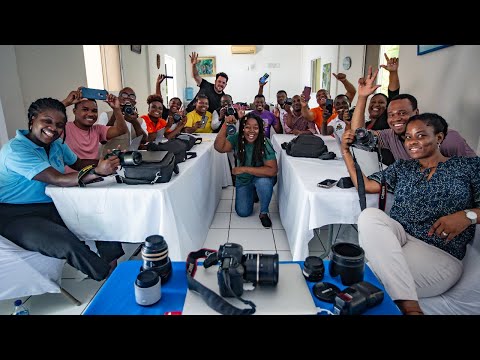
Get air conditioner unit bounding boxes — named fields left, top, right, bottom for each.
left=231, top=45, right=256, bottom=55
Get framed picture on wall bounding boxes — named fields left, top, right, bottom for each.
left=417, top=45, right=452, bottom=56
left=131, top=45, right=142, bottom=54
left=196, top=56, right=216, bottom=77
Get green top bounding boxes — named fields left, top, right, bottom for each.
left=226, top=135, right=276, bottom=186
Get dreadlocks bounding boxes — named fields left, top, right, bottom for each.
left=237, top=113, right=274, bottom=166
left=27, top=98, right=68, bottom=143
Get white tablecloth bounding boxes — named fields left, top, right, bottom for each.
left=271, top=134, right=392, bottom=261
left=45, top=134, right=232, bottom=261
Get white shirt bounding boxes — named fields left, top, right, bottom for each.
left=97, top=112, right=147, bottom=143
left=328, top=116, right=347, bottom=139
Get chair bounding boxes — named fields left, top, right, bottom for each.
left=0, top=235, right=80, bottom=305
left=419, top=225, right=480, bottom=315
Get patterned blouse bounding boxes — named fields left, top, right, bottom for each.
left=368, top=156, right=480, bottom=260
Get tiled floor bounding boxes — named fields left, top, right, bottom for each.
left=0, top=186, right=354, bottom=315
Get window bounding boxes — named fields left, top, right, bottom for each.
left=83, top=45, right=122, bottom=92
left=378, top=45, right=400, bottom=96
left=311, top=58, right=321, bottom=93
left=163, top=55, right=177, bottom=104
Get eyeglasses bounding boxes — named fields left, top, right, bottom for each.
left=120, top=93, right=137, bottom=101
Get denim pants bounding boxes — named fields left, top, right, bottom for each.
left=235, top=176, right=277, bottom=217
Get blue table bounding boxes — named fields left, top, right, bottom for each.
left=83, top=260, right=401, bottom=315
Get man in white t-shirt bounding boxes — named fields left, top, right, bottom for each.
left=320, top=94, right=352, bottom=139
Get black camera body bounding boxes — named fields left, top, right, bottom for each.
left=333, top=281, right=384, bottom=315
left=105, top=149, right=142, bottom=166
left=204, top=243, right=279, bottom=298
left=226, top=105, right=235, bottom=116
left=172, top=113, right=182, bottom=123
left=350, top=127, right=378, bottom=152
left=122, top=104, right=136, bottom=116
left=285, top=98, right=293, bottom=106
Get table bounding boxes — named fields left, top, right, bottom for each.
left=83, top=260, right=401, bottom=315
left=46, top=134, right=232, bottom=261
left=271, top=134, right=392, bottom=261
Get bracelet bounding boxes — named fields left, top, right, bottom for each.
left=77, top=164, right=96, bottom=187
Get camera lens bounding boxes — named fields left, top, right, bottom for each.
left=243, top=253, right=279, bottom=286
left=121, top=151, right=142, bottom=166
left=227, top=124, right=237, bottom=135
left=172, top=113, right=182, bottom=123
left=123, top=104, right=135, bottom=115
left=355, top=128, right=369, bottom=143
left=140, top=235, right=172, bottom=284
left=329, top=243, right=365, bottom=286
left=226, top=106, right=235, bottom=116
left=303, top=256, right=325, bottom=282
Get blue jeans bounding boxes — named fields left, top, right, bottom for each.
left=235, top=176, right=277, bottom=217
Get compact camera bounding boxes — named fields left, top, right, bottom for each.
left=122, top=104, right=136, bottom=116
left=172, top=113, right=183, bottom=123
left=105, top=149, right=142, bottom=166
left=204, top=243, right=279, bottom=298
left=333, top=281, right=384, bottom=315
left=350, top=127, right=378, bottom=152
left=285, top=98, right=293, bottom=106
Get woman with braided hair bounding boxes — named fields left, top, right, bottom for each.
left=214, top=112, right=278, bottom=228
left=0, top=97, right=123, bottom=281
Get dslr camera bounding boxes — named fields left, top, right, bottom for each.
left=333, top=281, right=384, bottom=315
left=285, top=98, right=293, bottom=106
left=105, top=149, right=142, bottom=166
left=350, top=127, right=378, bottom=152
left=226, top=105, right=235, bottom=116
left=122, top=104, right=136, bottom=116
left=172, top=113, right=183, bottom=123
left=204, top=243, right=279, bottom=298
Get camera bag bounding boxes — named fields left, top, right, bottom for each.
left=175, top=133, right=202, bottom=150
left=116, top=151, right=178, bottom=185
left=147, top=139, right=197, bottom=166
left=281, top=134, right=330, bottom=159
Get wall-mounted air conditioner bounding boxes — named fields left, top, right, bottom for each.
left=231, top=45, right=256, bottom=55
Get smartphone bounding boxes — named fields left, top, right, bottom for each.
left=317, top=179, right=337, bottom=188
left=325, top=99, right=334, bottom=113
left=80, top=87, right=108, bottom=101
left=200, top=115, right=207, bottom=128
left=259, top=73, right=270, bottom=85
left=303, top=86, right=312, bottom=102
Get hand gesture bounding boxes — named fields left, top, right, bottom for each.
left=63, top=87, right=85, bottom=107
left=341, top=129, right=355, bottom=151
left=358, top=66, right=381, bottom=98
left=225, top=115, right=236, bottom=124
left=219, top=107, right=226, bottom=118
left=97, top=154, right=120, bottom=176
left=106, top=94, right=120, bottom=110
left=157, top=74, right=166, bottom=85
left=333, top=73, right=347, bottom=83
left=273, top=107, right=280, bottom=118
left=300, top=94, right=308, bottom=107
left=428, top=212, right=471, bottom=243
left=237, top=109, right=245, bottom=119
left=194, top=120, right=202, bottom=129
left=259, top=79, right=268, bottom=87
left=380, top=53, right=399, bottom=73
left=190, top=52, right=199, bottom=65
left=284, top=104, right=292, bottom=113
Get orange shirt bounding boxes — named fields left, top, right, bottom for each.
left=141, top=115, right=167, bottom=134
left=311, top=106, right=337, bottom=129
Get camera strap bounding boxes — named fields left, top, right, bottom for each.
left=376, top=147, right=387, bottom=211
left=186, top=249, right=256, bottom=315
left=352, top=150, right=367, bottom=211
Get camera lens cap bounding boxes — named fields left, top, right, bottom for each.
left=313, top=282, right=341, bottom=303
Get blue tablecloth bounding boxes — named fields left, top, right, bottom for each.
left=83, top=260, right=401, bottom=315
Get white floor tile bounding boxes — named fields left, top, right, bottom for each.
left=272, top=229, right=290, bottom=251
left=216, top=199, right=232, bottom=213
left=24, top=278, right=104, bottom=315
left=261, top=250, right=293, bottom=261
left=221, top=187, right=234, bottom=200
left=230, top=212, right=266, bottom=229
left=202, top=228, right=229, bottom=250
left=0, top=296, right=30, bottom=315
left=269, top=213, right=284, bottom=229
left=210, top=212, right=231, bottom=229
left=228, top=229, right=275, bottom=251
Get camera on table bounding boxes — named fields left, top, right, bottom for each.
left=204, top=243, right=279, bottom=297
left=105, top=149, right=142, bottom=166
left=285, top=98, right=293, bottom=106
left=172, top=113, right=183, bottom=123
left=122, top=104, right=136, bottom=116
left=350, top=127, right=378, bottom=152
left=333, top=281, right=384, bottom=315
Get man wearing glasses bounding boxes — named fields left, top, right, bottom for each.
left=97, top=87, right=147, bottom=157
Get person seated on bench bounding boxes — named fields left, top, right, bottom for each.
left=0, top=98, right=123, bottom=281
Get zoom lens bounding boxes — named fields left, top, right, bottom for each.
left=243, top=253, right=279, bottom=286
left=140, top=235, right=172, bottom=284
left=121, top=151, right=142, bottom=166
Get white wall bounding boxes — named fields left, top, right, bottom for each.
left=0, top=45, right=26, bottom=138
left=398, top=45, right=480, bottom=150
left=147, top=45, right=187, bottom=105
left=184, top=45, right=302, bottom=105
left=337, top=45, right=365, bottom=106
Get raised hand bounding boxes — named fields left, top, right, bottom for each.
left=259, top=79, right=268, bottom=86
left=106, top=94, right=120, bottom=109
left=157, top=74, right=166, bottom=85
left=333, top=73, right=347, bottom=82
left=358, top=66, right=381, bottom=97
left=300, top=94, right=308, bottom=107
left=62, top=87, right=85, bottom=107
left=190, top=52, right=199, bottom=65
left=380, top=53, right=399, bottom=72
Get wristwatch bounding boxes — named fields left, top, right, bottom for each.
left=464, top=210, right=477, bottom=225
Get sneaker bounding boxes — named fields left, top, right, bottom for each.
left=259, top=213, right=272, bottom=228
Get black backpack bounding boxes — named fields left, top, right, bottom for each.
left=147, top=139, right=197, bottom=165
left=282, top=134, right=333, bottom=159
left=116, top=151, right=178, bottom=185
left=175, top=133, right=202, bottom=150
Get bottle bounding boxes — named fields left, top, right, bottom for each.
left=12, top=299, right=29, bottom=315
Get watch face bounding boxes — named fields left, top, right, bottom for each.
left=466, top=211, right=477, bottom=221
left=343, top=56, right=351, bottom=70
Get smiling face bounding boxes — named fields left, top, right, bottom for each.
left=316, top=90, right=329, bottom=107
left=168, top=98, right=182, bottom=113
left=119, top=87, right=137, bottom=107
left=243, top=118, right=260, bottom=143
left=387, top=98, right=419, bottom=135
left=73, top=100, right=98, bottom=130
left=254, top=96, right=265, bottom=112
left=277, top=91, right=287, bottom=106
left=214, top=76, right=228, bottom=93
left=404, top=119, right=444, bottom=159
left=28, top=109, right=66, bottom=146
left=148, top=101, right=163, bottom=119
left=368, top=94, right=387, bottom=120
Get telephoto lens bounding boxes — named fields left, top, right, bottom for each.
left=140, top=235, right=172, bottom=284
left=121, top=151, right=142, bottom=166
left=243, top=253, right=279, bottom=286
left=302, top=256, right=325, bottom=282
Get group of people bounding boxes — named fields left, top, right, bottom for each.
left=0, top=50, right=478, bottom=317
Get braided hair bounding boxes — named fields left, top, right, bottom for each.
left=27, top=98, right=68, bottom=143
left=237, top=113, right=274, bottom=166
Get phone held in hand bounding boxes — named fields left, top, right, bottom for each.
left=80, top=87, right=108, bottom=101
left=325, top=99, right=334, bottom=113
left=317, top=179, right=337, bottom=188
left=200, top=115, right=207, bottom=128
left=303, top=86, right=312, bottom=102
left=259, top=73, right=270, bottom=85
